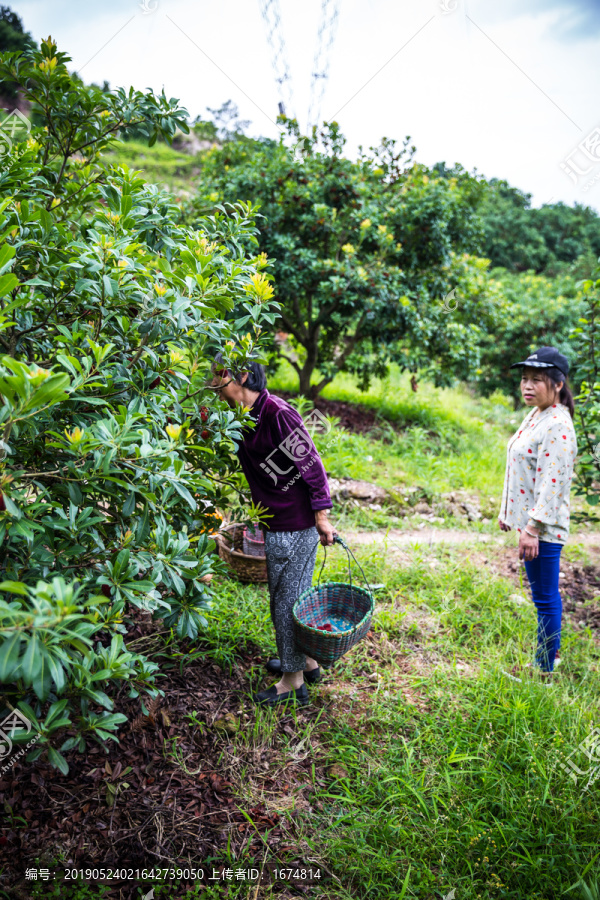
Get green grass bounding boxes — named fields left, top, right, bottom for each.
left=104, top=139, right=202, bottom=195
left=271, top=362, right=515, bottom=497
left=200, top=543, right=600, bottom=900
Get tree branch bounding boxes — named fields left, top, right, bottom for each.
left=312, top=313, right=367, bottom=396
left=279, top=352, right=301, bottom=375
left=314, top=294, right=344, bottom=328
left=278, top=310, right=309, bottom=347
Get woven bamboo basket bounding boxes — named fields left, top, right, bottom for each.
left=292, top=536, right=375, bottom=667
left=216, top=523, right=268, bottom=583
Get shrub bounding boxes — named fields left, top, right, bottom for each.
left=0, top=38, right=278, bottom=772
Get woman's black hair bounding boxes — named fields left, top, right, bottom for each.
left=213, top=352, right=267, bottom=391
left=524, top=365, right=575, bottom=418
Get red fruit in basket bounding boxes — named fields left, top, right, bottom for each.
left=200, top=406, right=209, bottom=422
left=201, top=429, right=210, bottom=440
left=320, top=623, right=333, bottom=632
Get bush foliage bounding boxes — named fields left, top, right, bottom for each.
left=0, top=38, right=278, bottom=771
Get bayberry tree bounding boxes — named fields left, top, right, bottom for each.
left=0, top=39, right=278, bottom=771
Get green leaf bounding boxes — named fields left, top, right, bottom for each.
left=0, top=243, right=16, bottom=271
left=67, top=481, right=83, bottom=505
left=47, top=653, right=67, bottom=694
left=0, top=273, right=18, bottom=297
left=19, top=633, right=41, bottom=684
left=102, top=274, right=114, bottom=298
left=0, top=581, right=29, bottom=596
left=0, top=633, right=22, bottom=680
left=122, top=490, right=136, bottom=517
left=32, top=645, right=52, bottom=700
left=47, top=746, right=69, bottom=775
left=1, top=495, right=20, bottom=518
left=84, top=689, right=113, bottom=709
left=44, top=699, right=70, bottom=727
left=112, top=548, right=130, bottom=579
left=398, top=865, right=411, bottom=900
left=21, top=373, right=71, bottom=415
left=171, top=479, right=197, bottom=510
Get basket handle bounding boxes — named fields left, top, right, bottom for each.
left=330, top=536, right=375, bottom=637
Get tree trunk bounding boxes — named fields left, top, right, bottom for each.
left=297, top=330, right=320, bottom=398
left=298, top=366, right=313, bottom=397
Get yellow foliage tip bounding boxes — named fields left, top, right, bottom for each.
left=244, top=273, right=274, bottom=302
left=64, top=427, right=85, bottom=444
left=166, top=424, right=182, bottom=440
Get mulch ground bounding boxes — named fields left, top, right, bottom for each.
left=0, top=612, right=335, bottom=899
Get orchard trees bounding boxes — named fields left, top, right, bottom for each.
left=188, top=122, right=496, bottom=398
left=473, top=268, right=585, bottom=407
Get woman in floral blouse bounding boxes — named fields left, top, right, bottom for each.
left=498, top=346, right=578, bottom=678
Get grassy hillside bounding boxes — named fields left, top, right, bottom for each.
left=105, top=138, right=203, bottom=195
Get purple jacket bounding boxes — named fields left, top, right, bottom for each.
left=236, top=390, right=332, bottom=532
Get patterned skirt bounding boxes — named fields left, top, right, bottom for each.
left=264, top=526, right=319, bottom=672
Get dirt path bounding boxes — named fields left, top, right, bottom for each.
left=345, top=527, right=503, bottom=548
left=343, top=526, right=600, bottom=635
left=345, top=526, right=600, bottom=554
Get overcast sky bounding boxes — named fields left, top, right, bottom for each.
left=13, top=0, right=600, bottom=212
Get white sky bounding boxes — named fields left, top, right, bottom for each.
left=13, top=0, right=600, bottom=212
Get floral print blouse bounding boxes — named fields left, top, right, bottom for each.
left=499, top=402, right=577, bottom=544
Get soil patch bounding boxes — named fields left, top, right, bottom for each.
left=271, top=391, right=386, bottom=436
left=0, top=620, right=330, bottom=899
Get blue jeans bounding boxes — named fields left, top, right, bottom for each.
left=523, top=540, right=563, bottom=672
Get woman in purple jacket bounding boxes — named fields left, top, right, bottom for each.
left=209, top=360, right=337, bottom=708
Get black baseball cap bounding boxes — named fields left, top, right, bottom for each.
left=510, top=346, right=570, bottom=379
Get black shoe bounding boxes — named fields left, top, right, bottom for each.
left=253, top=683, right=310, bottom=707
left=265, top=659, right=322, bottom=683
